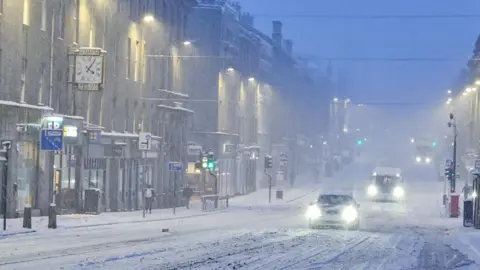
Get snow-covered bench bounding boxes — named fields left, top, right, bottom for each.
left=201, top=195, right=229, bottom=212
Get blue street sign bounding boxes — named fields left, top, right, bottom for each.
left=168, top=162, right=183, bottom=171
left=40, top=129, right=63, bottom=151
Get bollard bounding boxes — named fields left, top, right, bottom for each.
left=23, top=204, right=32, bottom=229
left=48, top=203, right=57, bottom=229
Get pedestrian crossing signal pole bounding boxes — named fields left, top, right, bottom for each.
left=448, top=113, right=458, bottom=193
left=264, top=155, right=273, bottom=203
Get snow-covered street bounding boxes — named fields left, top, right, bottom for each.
left=0, top=156, right=477, bottom=269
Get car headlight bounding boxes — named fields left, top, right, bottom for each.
left=305, top=205, right=321, bottom=219
left=425, top=157, right=431, bottom=163
left=416, top=156, right=421, bottom=162
left=367, top=185, right=377, bottom=196
left=393, top=186, right=404, bottom=197
left=342, top=205, right=358, bottom=223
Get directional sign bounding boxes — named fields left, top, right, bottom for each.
left=168, top=162, right=183, bottom=171
left=445, top=159, right=453, bottom=168
left=475, top=159, right=480, bottom=170
left=40, top=130, right=63, bottom=151
left=139, top=132, right=152, bottom=151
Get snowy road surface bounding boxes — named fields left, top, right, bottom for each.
left=0, top=157, right=477, bottom=269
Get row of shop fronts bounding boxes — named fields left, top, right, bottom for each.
left=0, top=103, right=293, bottom=217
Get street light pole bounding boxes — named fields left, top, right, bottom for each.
left=448, top=113, right=458, bottom=193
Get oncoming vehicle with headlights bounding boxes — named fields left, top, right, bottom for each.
left=367, top=167, right=405, bottom=202
left=305, top=192, right=360, bottom=230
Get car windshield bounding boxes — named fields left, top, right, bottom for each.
left=317, top=195, right=353, bottom=205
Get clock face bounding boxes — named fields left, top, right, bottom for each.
left=75, top=55, right=104, bottom=84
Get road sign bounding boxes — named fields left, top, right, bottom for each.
left=475, top=159, right=480, bottom=170
left=139, top=132, right=152, bottom=151
left=40, top=130, right=63, bottom=151
left=168, top=162, right=183, bottom=171
left=279, top=153, right=288, bottom=162
left=445, top=159, right=453, bottom=168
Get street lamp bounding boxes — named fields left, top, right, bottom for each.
left=227, top=67, right=234, bottom=72
left=183, top=40, right=192, bottom=46
left=333, top=97, right=339, bottom=102
left=248, top=77, right=255, bottom=82
left=447, top=90, right=452, bottom=94
left=143, top=15, right=154, bottom=23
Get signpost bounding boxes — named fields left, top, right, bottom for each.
left=475, top=159, right=480, bottom=172
left=40, top=117, right=64, bottom=151
left=139, top=132, right=152, bottom=151
left=168, top=162, right=183, bottom=214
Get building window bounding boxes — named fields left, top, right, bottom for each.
left=23, top=0, right=30, bottom=25
left=142, top=42, right=147, bottom=83
left=59, top=2, right=65, bottom=38
left=126, top=38, right=131, bottom=79
left=38, top=63, right=45, bottom=104
left=74, top=0, right=79, bottom=43
left=113, top=36, right=118, bottom=76
left=134, top=40, right=140, bottom=81
left=89, top=27, right=93, bottom=47
left=129, top=0, right=136, bottom=20
left=0, top=49, right=2, bottom=85
left=20, top=58, right=27, bottom=103
left=40, top=0, right=46, bottom=30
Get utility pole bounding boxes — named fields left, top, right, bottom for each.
left=448, top=113, right=460, bottom=218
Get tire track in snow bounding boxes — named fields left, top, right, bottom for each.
left=245, top=232, right=368, bottom=270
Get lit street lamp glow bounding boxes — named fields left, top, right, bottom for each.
left=466, top=87, right=472, bottom=93
left=183, top=40, right=192, bottom=46
left=227, top=67, right=234, bottom=72
left=447, top=90, right=452, bottom=94
left=476, top=80, right=480, bottom=85
left=333, top=97, right=339, bottom=102
left=248, top=77, right=255, bottom=82
left=143, top=15, right=154, bottom=22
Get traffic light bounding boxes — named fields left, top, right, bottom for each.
left=356, top=140, right=363, bottom=146
left=264, top=155, right=273, bottom=169
left=432, top=141, right=437, bottom=147
left=207, top=150, right=215, bottom=170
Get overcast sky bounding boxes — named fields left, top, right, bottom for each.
left=237, top=0, right=480, bottom=103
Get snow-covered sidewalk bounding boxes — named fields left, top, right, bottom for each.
left=1, top=173, right=321, bottom=237
left=1, top=201, right=211, bottom=236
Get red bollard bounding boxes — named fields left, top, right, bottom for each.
left=450, top=194, right=460, bottom=218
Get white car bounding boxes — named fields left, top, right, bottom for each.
left=305, top=193, right=360, bottom=230
left=415, top=155, right=432, bottom=164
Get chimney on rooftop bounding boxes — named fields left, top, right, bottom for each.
left=240, top=12, right=254, bottom=27
left=272, top=20, right=283, bottom=47
left=284, top=39, right=293, bottom=55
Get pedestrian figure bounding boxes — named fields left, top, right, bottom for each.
left=145, top=184, right=155, bottom=214
left=182, top=185, right=194, bottom=209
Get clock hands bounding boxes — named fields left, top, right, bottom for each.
left=86, top=59, right=96, bottom=74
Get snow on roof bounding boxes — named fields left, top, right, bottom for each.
left=101, top=131, right=138, bottom=139
left=157, top=104, right=194, bottom=114
left=373, top=167, right=402, bottom=175
left=318, top=190, right=354, bottom=197
left=0, top=100, right=54, bottom=111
